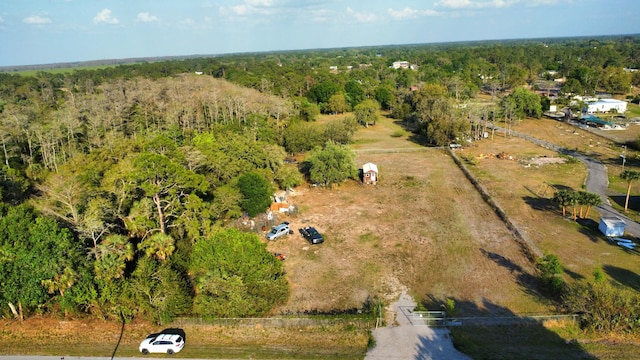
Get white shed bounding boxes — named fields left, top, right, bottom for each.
left=598, top=216, right=626, bottom=237
left=362, top=162, right=378, bottom=185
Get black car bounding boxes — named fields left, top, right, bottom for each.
left=299, top=226, right=324, bottom=244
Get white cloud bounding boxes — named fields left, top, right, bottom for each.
left=529, top=0, right=566, bottom=5
left=0, top=16, right=4, bottom=23
left=223, top=0, right=276, bottom=17
left=23, top=14, right=52, bottom=25
left=246, top=0, right=273, bottom=6
left=388, top=7, right=441, bottom=19
left=435, top=0, right=520, bottom=9
left=136, top=12, right=158, bottom=23
left=346, top=7, right=378, bottom=23
left=93, top=8, right=119, bottom=25
left=310, top=9, right=334, bottom=22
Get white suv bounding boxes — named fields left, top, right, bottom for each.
left=139, top=333, right=185, bottom=355
left=266, top=222, right=290, bottom=241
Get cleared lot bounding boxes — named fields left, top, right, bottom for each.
left=268, top=116, right=547, bottom=316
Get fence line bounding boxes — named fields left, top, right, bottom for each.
left=448, top=148, right=544, bottom=261
left=408, top=312, right=579, bottom=327
left=353, top=147, right=434, bottom=154
left=172, top=316, right=375, bottom=329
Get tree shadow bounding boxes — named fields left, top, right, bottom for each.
left=412, top=296, right=597, bottom=360
left=576, top=218, right=603, bottom=243
left=603, top=264, right=640, bottom=290
left=392, top=119, right=434, bottom=147
left=609, top=195, right=640, bottom=212
left=550, top=183, right=577, bottom=192
left=522, top=195, right=556, bottom=213
left=478, top=248, right=547, bottom=304
left=564, top=268, right=585, bottom=281
left=521, top=182, right=577, bottom=214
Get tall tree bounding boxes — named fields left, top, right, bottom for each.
left=354, top=99, right=380, bottom=127
left=344, top=80, right=366, bottom=109
left=325, top=93, right=350, bottom=114
left=413, top=84, right=468, bottom=146
left=131, top=152, right=209, bottom=235
left=305, top=142, right=357, bottom=186
left=500, top=87, right=542, bottom=119
left=237, top=172, right=273, bottom=217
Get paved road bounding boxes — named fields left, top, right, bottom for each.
left=365, top=292, right=471, bottom=360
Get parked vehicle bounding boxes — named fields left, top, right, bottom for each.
left=139, top=333, right=185, bottom=355
left=299, top=226, right=324, bottom=244
left=266, top=222, right=290, bottom=241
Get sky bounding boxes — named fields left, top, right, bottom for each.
left=0, top=0, right=638, bottom=67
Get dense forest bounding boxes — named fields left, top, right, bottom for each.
left=1, top=35, right=640, bottom=324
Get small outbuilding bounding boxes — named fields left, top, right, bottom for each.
left=362, top=162, right=378, bottom=185
left=598, top=216, right=626, bottom=237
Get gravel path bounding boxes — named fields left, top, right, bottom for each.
left=365, top=292, right=471, bottom=360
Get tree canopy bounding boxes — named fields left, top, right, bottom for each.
left=189, top=229, right=289, bottom=317
left=305, top=142, right=358, bottom=186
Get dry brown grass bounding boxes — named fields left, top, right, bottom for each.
left=466, top=118, right=640, bottom=288
left=269, top=115, right=547, bottom=317
left=0, top=316, right=368, bottom=358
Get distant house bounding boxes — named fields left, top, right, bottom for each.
left=391, top=61, right=410, bottom=69
left=586, top=99, right=627, bottom=114
left=598, top=217, right=626, bottom=237
left=362, top=162, right=378, bottom=185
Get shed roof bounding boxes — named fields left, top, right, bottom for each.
left=363, top=162, right=378, bottom=173
left=600, top=216, right=626, bottom=227
left=589, top=99, right=626, bottom=105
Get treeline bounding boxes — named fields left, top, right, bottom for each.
left=1, top=35, right=640, bottom=325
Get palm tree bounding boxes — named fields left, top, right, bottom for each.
left=620, top=170, right=640, bottom=211
left=553, top=189, right=574, bottom=218
left=583, top=192, right=603, bottom=218
left=93, top=234, right=134, bottom=280
left=568, top=191, right=580, bottom=221
left=139, top=232, right=175, bottom=261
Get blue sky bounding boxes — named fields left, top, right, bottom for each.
left=0, top=0, right=638, bottom=66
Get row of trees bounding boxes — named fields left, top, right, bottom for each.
left=552, top=189, right=603, bottom=220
